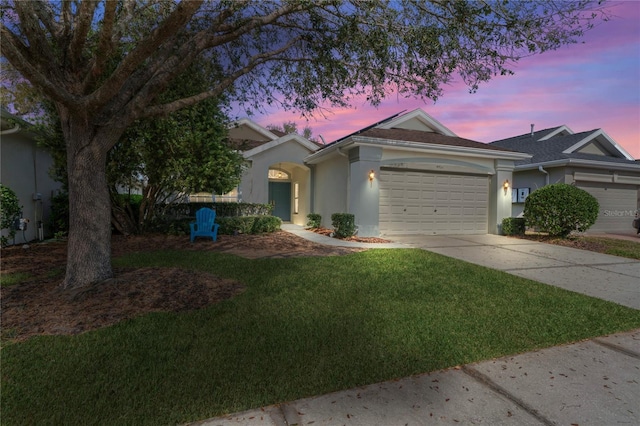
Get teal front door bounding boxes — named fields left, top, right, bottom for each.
left=269, top=181, right=291, bottom=221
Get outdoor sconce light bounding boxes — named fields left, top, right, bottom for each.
left=503, top=179, right=510, bottom=194
left=368, top=170, right=375, bottom=186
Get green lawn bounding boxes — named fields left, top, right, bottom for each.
left=583, top=236, right=640, bottom=259
left=3, top=249, right=640, bottom=425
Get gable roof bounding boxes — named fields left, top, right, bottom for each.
left=358, top=128, right=515, bottom=153
left=227, top=118, right=323, bottom=155
left=307, top=109, right=530, bottom=164
left=376, top=108, right=457, bottom=136
left=490, top=126, right=638, bottom=170
left=243, top=133, right=320, bottom=159
left=229, top=118, right=281, bottom=141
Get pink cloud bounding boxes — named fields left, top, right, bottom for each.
left=245, top=2, right=639, bottom=158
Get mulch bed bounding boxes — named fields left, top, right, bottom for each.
left=1, top=231, right=370, bottom=342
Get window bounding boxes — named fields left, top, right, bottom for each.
left=294, top=182, right=299, bottom=214
left=268, top=168, right=290, bottom=180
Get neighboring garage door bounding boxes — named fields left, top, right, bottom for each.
left=379, top=169, right=489, bottom=235
left=576, top=181, right=638, bottom=233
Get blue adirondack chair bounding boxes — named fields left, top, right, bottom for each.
left=190, top=207, right=219, bottom=243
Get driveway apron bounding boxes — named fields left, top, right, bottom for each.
left=389, top=234, right=640, bottom=310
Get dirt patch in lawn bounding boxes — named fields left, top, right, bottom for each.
left=1, top=231, right=367, bottom=341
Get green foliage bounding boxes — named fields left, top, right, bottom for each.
left=163, top=203, right=273, bottom=218
left=49, top=192, right=69, bottom=237
left=216, top=217, right=255, bottom=235
left=267, top=121, right=317, bottom=142
left=0, top=272, right=31, bottom=287
left=215, top=216, right=281, bottom=235
left=0, top=184, right=22, bottom=247
left=524, top=184, right=599, bottom=237
left=209, top=203, right=273, bottom=218
left=331, top=213, right=356, bottom=238
left=502, top=217, right=526, bottom=236
left=306, top=213, right=322, bottom=229
left=251, top=216, right=282, bottom=234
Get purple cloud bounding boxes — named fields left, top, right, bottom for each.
left=246, top=2, right=640, bottom=158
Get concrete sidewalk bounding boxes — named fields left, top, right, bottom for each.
left=192, top=329, right=640, bottom=426
left=190, top=227, right=640, bottom=426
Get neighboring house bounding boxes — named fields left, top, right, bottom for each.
left=490, top=126, right=640, bottom=233
left=1, top=108, right=62, bottom=244
left=228, top=109, right=530, bottom=237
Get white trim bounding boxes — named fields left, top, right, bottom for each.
left=304, top=135, right=531, bottom=164
left=537, top=125, right=574, bottom=140
left=562, top=129, right=635, bottom=161
left=515, top=158, right=640, bottom=172
left=243, top=133, right=318, bottom=158
left=229, top=118, right=281, bottom=141
left=377, top=108, right=457, bottom=136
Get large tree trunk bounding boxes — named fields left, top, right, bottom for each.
left=61, top=111, right=123, bottom=290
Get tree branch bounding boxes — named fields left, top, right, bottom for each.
left=88, top=1, right=203, bottom=108
left=141, top=38, right=301, bottom=119
left=83, top=0, right=118, bottom=91
left=0, top=24, right=77, bottom=106
left=13, top=2, right=58, bottom=67
left=68, top=0, right=99, bottom=71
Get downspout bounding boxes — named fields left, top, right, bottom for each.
left=0, top=123, right=21, bottom=135
left=538, top=166, right=549, bottom=186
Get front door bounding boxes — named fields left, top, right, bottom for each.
left=269, top=181, right=291, bottom=221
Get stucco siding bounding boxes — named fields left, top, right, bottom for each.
left=312, top=156, right=348, bottom=229
left=241, top=140, right=315, bottom=205
left=1, top=132, right=61, bottom=244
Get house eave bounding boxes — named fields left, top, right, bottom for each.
left=351, top=136, right=532, bottom=160
left=515, top=158, right=640, bottom=172
left=304, top=136, right=531, bottom=164
left=304, top=139, right=354, bottom=164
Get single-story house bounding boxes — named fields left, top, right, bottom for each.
left=1, top=108, right=62, bottom=244
left=490, top=125, right=640, bottom=233
left=228, top=109, right=531, bottom=236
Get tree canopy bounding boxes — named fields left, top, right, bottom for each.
left=267, top=121, right=317, bottom=142
left=0, top=0, right=609, bottom=289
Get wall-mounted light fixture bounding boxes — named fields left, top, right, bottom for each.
left=368, top=170, right=375, bottom=187
left=503, top=179, right=510, bottom=194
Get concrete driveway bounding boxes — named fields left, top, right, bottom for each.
left=389, top=234, right=640, bottom=310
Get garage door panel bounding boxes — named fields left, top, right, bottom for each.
left=379, top=169, right=488, bottom=235
left=576, top=182, right=638, bottom=232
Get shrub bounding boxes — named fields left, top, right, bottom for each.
left=0, top=184, right=22, bottom=247
left=524, top=183, right=599, bottom=237
left=251, top=216, right=282, bottom=233
left=331, top=213, right=356, bottom=238
left=306, top=213, right=321, bottom=229
left=216, top=216, right=281, bottom=235
left=216, top=217, right=256, bottom=235
left=164, top=202, right=274, bottom=218
left=502, top=217, right=526, bottom=236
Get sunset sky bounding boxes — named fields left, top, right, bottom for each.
left=243, top=1, right=640, bottom=158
